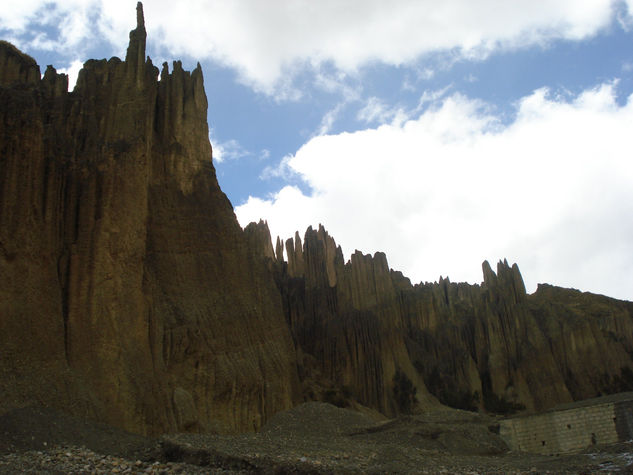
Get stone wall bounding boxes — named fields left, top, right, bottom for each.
left=500, top=394, right=633, bottom=454
left=614, top=401, right=633, bottom=440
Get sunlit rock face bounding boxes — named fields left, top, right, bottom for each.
left=0, top=3, right=298, bottom=435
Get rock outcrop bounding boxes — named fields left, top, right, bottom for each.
left=254, top=224, right=434, bottom=416
left=402, top=260, right=633, bottom=413
left=261, top=224, right=633, bottom=417
left=0, top=3, right=298, bottom=435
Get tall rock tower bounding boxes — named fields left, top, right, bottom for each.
left=0, top=3, right=298, bottom=434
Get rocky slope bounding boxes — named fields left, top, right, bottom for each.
left=248, top=221, right=633, bottom=417
left=0, top=3, right=298, bottom=435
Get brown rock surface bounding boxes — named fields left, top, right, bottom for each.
left=270, top=225, right=438, bottom=416
left=527, top=284, right=633, bottom=400
left=0, top=3, right=297, bottom=435
left=403, top=259, right=574, bottom=413
left=264, top=223, right=633, bottom=417
left=400, top=260, right=633, bottom=414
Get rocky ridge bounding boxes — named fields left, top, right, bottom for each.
left=0, top=3, right=297, bottom=435
left=246, top=220, right=633, bottom=417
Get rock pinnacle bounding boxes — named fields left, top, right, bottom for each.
left=136, top=2, right=145, bottom=29
left=125, top=2, right=147, bottom=84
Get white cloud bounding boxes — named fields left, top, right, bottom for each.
left=416, top=87, right=453, bottom=111
left=357, top=97, right=400, bottom=124
left=211, top=138, right=271, bottom=165
left=25, top=32, right=57, bottom=51
left=1, top=0, right=99, bottom=54
left=58, top=59, right=83, bottom=91
left=1, top=0, right=625, bottom=94
left=312, top=71, right=363, bottom=134
left=618, top=0, right=633, bottom=29
left=236, top=83, right=633, bottom=301
left=238, top=186, right=319, bottom=243
left=417, top=68, right=436, bottom=81
left=357, top=88, right=454, bottom=126
left=1, top=0, right=54, bottom=31
left=313, top=70, right=361, bottom=100
left=259, top=155, right=296, bottom=181
left=316, top=103, right=345, bottom=136
left=211, top=138, right=249, bottom=163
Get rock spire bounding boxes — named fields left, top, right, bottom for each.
left=0, top=4, right=298, bottom=435
left=262, top=223, right=633, bottom=416
left=125, top=2, right=147, bottom=85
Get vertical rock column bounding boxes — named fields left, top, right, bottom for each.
left=0, top=3, right=299, bottom=434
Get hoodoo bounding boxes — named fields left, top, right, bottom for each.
left=250, top=221, right=633, bottom=417
left=0, top=2, right=298, bottom=435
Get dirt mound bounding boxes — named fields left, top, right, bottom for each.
left=348, top=410, right=507, bottom=456
left=260, top=401, right=376, bottom=436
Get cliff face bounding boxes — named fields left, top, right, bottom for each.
left=256, top=222, right=633, bottom=416
left=402, top=262, right=633, bottom=413
left=0, top=4, right=298, bottom=435
left=527, top=284, right=633, bottom=399
left=3, top=3, right=633, bottom=436
left=264, top=224, right=437, bottom=416
left=401, top=260, right=572, bottom=413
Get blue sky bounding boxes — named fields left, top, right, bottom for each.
left=2, top=1, right=633, bottom=300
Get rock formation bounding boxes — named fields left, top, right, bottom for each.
left=257, top=223, right=633, bottom=417
left=0, top=3, right=298, bottom=435
left=270, top=224, right=437, bottom=415
left=403, top=261, right=633, bottom=413
left=2, top=2, right=633, bottom=438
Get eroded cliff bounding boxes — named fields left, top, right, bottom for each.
left=251, top=221, right=633, bottom=417
left=0, top=3, right=298, bottom=435
left=3, top=2, right=633, bottom=437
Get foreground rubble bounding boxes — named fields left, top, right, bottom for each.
left=2, top=404, right=633, bottom=474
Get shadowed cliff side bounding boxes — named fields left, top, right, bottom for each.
left=0, top=3, right=298, bottom=435
left=246, top=221, right=440, bottom=416
left=403, top=261, right=633, bottom=413
left=246, top=221, right=633, bottom=417
left=402, top=260, right=571, bottom=413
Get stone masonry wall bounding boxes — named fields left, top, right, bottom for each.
left=500, top=403, right=620, bottom=454
left=614, top=401, right=633, bottom=440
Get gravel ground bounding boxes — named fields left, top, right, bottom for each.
left=0, top=445, right=229, bottom=474
left=161, top=403, right=633, bottom=473
left=2, top=403, right=633, bottom=474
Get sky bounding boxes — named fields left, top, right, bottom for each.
left=2, top=1, right=632, bottom=301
